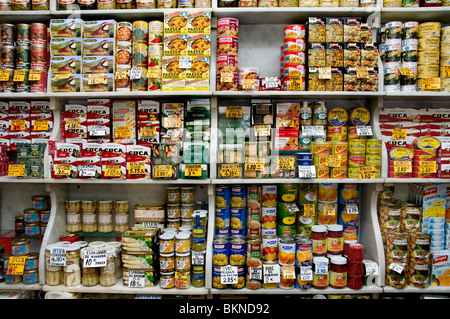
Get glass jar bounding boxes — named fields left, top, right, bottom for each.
left=99, top=247, right=117, bottom=287
left=15, top=215, right=24, bottom=234
left=160, top=253, right=175, bottom=273
left=82, top=212, right=97, bottom=233
left=66, top=212, right=82, bottom=233
left=343, top=239, right=358, bottom=257
left=178, top=0, right=194, bottom=6
left=98, top=213, right=114, bottom=233
left=175, top=252, right=191, bottom=272
left=311, top=225, right=327, bottom=256
left=312, top=256, right=329, bottom=289
left=167, top=187, right=181, bottom=204
left=192, top=267, right=206, bottom=287
left=326, top=224, right=344, bottom=255
left=117, top=0, right=136, bottom=8
left=82, top=200, right=97, bottom=213
left=105, top=241, right=122, bottom=279
left=359, top=0, right=375, bottom=6
left=64, top=264, right=81, bottom=287
left=97, top=0, right=116, bottom=8
left=115, top=213, right=129, bottom=233
left=298, top=0, right=317, bottom=5
left=238, top=0, right=257, bottom=5
left=167, top=218, right=181, bottom=231
left=137, top=0, right=156, bottom=7
left=156, top=0, right=175, bottom=7
left=46, top=266, right=63, bottom=286
left=181, top=187, right=195, bottom=203
left=175, top=231, right=191, bottom=254
left=347, top=260, right=363, bottom=276
left=81, top=266, right=99, bottom=287
left=167, top=204, right=181, bottom=219
left=258, top=0, right=278, bottom=5
left=195, top=0, right=210, bottom=6
left=347, top=274, right=363, bottom=289
left=218, top=0, right=237, bottom=5
left=114, top=200, right=129, bottom=214
left=329, top=256, right=347, bottom=288
left=348, top=243, right=364, bottom=262
left=12, top=0, right=31, bottom=10
left=65, top=245, right=80, bottom=266
left=160, top=271, right=175, bottom=289
left=339, top=0, right=358, bottom=5
left=420, top=0, right=441, bottom=5
left=66, top=200, right=81, bottom=213
left=160, top=232, right=175, bottom=254
left=32, top=194, right=49, bottom=210
left=11, top=239, right=30, bottom=256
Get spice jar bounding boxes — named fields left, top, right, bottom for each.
left=326, top=224, right=344, bottom=255
left=311, top=225, right=327, bottom=256
left=329, top=256, right=347, bottom=288
left=312, top=256, right=329, bottom=289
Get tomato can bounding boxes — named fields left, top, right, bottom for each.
left=30, top=23, right=47, bottom=47
left=262, top=235, right=278, bottom=261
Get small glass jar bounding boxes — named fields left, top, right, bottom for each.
left=25, top=253, right=39, bottom=271
left=98, top=213, right=114, bottom=233
left=311, top=225, right=327, bottom=256
left=192, top=267, right=206, bottom=287
left=106, top=241, right=123, bottom=279
left=166, top=187, right=181, bottom=204
left=348, top=243, right=364, bottom=262
left=167, top=204, right=181, bottom=219
left=66, top=200, right=81, bottom=213
left=81, top=200, right=97, bottom=213
left=181, top=218, right=193, bottom=227
left=46, top=266, right=64, bottom=286
left=347, top=275, right=363, bottom=289
left=329, top=256, right=347, bottom=288
left=312, top=256, right=329, bottom=289
left=99, top=247, right=117, bottom=287
left=175, top=252, right=191, bottom=271
left=160, top=271, right=175, bottom=289
left=65, top=245, right=81, bottom=266
left=167, top=218, right=181, bottom=231
left=66, top=212, right=82, bottom=233
left=218, top=0, right=237, bottom=5
left=24, top=222, right=40, bottom=237
left=326, top=224, right=344, bottom=255
left=343, top=239, right=358, bottom=257
left=192, top=209, right=207, bottom=228
left=114, top=200, right=129, bottom=214
left=160, top=253, right=175, bottom=273
left=96, top=200, right=112, bottom=214
left=115, top=213, right=129, bottom=233
left=195, top=0, right=210, bottom=6
left=175, top=231, right=191, bottom=254
left=157, top=0, right=176, bottom=7
left=23, top=269, right=39, bottom=284
left=81, top=266, right=99, bottom=287
left=159, top=232, right=175, bottom=254
left=82, top=212, right=97, bottom=233
left=181, top=187, right=195, bottom=203
left=15, top=215, right=25, bottom=234
left=97, top=0, right=116, bottom=9
left=64, top=264, right=81, bottom=287
left=347, top=260, right=363, bottom=276
left=5, top=273, right=22, bottom=284
left=11, top=239, right=30, bottom=256
left=181, top=203, right=195, bottom=219
left=32, top=194, right=49, bottom=210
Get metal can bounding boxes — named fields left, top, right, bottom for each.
left=216, top=185, right=231, bottom=208
left=132, top=44, right=148, bottom=68
left=295, top=234, right=313, bottom=267
left=408, top=232, right=431, bottom=263
left=261, top=206, right=276, bottom=229
left=117, top=22, right=133, bottom=45
left=262, top=235, right=278, bottom=261
left=16, top=46, right=31, bottom=69
left=261, top=185, right=277, bottom=207
left=16, top=24, right=30, bottom=46
left=1, top=46, right=15, bottom=69
left=24, top=222, right=40, bottom=236
left=212, top=239, right=229, bottom=266
left=30, top=69, right=47, bottom=92
left=284, top=24, right=306, bottom=39
left=132, top=21, right=148, bottom=45
left=230, top=207, right=246, bottom=229
left=246, top=235, right=262, bottom=267
left=278, top=235, right=295, bottom=266
left=215, top=208, right=230, bottom=229
left=30, top=23, right=47, bottom=47
left=0, top=24, right=16, bottom=46
left=385, top=232, right=410, bottom=263
left=229, top=237, right=246, bottom=266
left=30, top=45, right=47, bottom=70
left=247, top=185, right=261, bottom=204
left=217, top=18, right=239, bottom=38
left=231, top=185, right=246, bottom=208
left=401, top=203, right=421, bottom=232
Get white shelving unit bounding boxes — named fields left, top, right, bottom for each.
left=0, top=0, right=448, bottom=298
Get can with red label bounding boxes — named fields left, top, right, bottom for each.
left=217, top=36, right=239, bottom=55
left=30, top=23, right=47, bottom=47
left=283, top=63, right=306, bottom=78
left=217, top=18, right=239, bottom=38
left=284, top=38, right=306, bottom=52
left=284, top=25, right=306, bottom=39
left=284, top=51, right=306, bottom=65
left=30, top=45, right=47, bottom=70
left=216, top=54, right=238, bottom=73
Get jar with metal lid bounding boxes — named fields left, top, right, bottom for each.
left=66, top=200, right=81, bottom=213
left=23, top=208, right=40, bottom=223
left=326, top=224, right=344, bottom=255
left=160, top=271, right=175, bottom=289
left=174, top=270, right=191, bottom=289
left=160, top=253, right=175, bottom=273
left=98, top=0, right=116, bottom=8
left=23, top=269, right=39, bottom=284
left=11, top=239, right=30, bottom=256
left=156, top=0, right=176, bottom=7
left=175, top=252, right=191, bottom=271
left=24, top=253, right=39, bottom=271
left=32, top=0, right=49, bottom=9
left=311, top=225, right=327, bottom=256
left=114, top=200, right=129, bottom=214
left=167, top=218, right=181, bottom=230
left=329, top=256, right=347, bottom=288
left=24, top=222, right=40, bottom=236
left=82, top=212, right=97, bottom=233
left=181, top=187, right=195, bottom=203
left=64, top=264, right=81, bottom=287
left=175, top=231, right=191, bottom=254
left=117, top=0, right=136, bottom=8
left=160, top=232, right=175, bottom=254
left=5, top=273, right=21, bottom=284
left=15, top=215, right=24, bottom=234
left=12, top=0, right=31, bottom=10
left=98, top=213, right=114, bottom=233
left=32, top=194, right=49, bottom=210
left=167, top=204, right=181, bottom=219
left=40, top=210, right=50, bottom=223
left=115, top=213, right=129, bottom=233
left=81, top=200, right=97, bottom=213
left=66, top=212, right=82, bottom=233
left=312, top=256, right=329, bottom=289
left=46, top=266, right=64, bottom=286
left=99, top=246, right=117, bottom=287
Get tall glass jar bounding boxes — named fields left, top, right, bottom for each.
left=99, top=246, right=117, bottom=287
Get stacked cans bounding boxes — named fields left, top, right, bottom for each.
left=440, top=26, right=450, bottom=90
left=417, top=22, right=441, bottom=91
left=0, top=23, right=48, bottom=93
left=216, top=17, right=239, bottom=91
left=147, top=21, right=163, bottom=91
left=281, top=24, right=306, bottom=91
left=132, top=21, right=149, bottom=91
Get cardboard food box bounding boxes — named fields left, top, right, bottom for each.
left=51, top=56, right=82, bottom=74
left=50, top=19, right=83, bottom=38
left=112, top=100, right=136, bottom=144
left=51, top=74, right=81, bottom=92
left=83, top=20, right=116, bottom=38
left=83, top=38, right=115, bottom=56
left=51, top=38, right=82, bottom=56
left=82, top=56, right=115, bottom=74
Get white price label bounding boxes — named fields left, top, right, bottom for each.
left=298, top=165, right=316, bottom=179
left=49, top=247, right=67, bottom=266
left=249, top=266, right=262, bottom=280
left=301, top=125, right=325, bottom=136
left=346, top=204, right=359, bottom=215
left=356, top=126, right=373, bottom=136
left=89, top=125, right=107, bottom=136
left=315, top=260, right=328, bottom=275
left=285, top=203, right=300, bottom=212
left=79, top=165, right=97, bottom=177
left=364, top=260, right=379, bottom=276
left=128, top=67, right=143, bottom=80
left=263, top=264, right=280, bottom=284
left=179, top=56, right=192, bottom=69
left=142, top=221, right=159, bottom=228
left=192, top=251, right=205, bottom=266
left=300, top=266, right=313, bottom=282
left=221, top=265, right=238, bottom=285
left=389, top=262, right=405, bottom=274
left=264, top=77, right=278, bottom=88
left=82, top=250, right=107, bottom=268
left=128, top=270, right=146, bottom=288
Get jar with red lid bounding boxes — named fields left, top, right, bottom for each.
left=329, top=256, right=347, bottom=289
left=312, top=256, right=329, bottom=289
left=348, top=243, right=364, bottom=262
left=347, top=260, right=363, bottom=276
left=326, top=224, right=344, bottom=255
left=347, top=275, right=363, bottom=290
left=343, top=239, right=357, bottom=257
left=311, top=225, right=327, bottom=256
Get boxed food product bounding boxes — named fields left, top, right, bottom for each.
left=326, top=42, right=344, bottom=67
left=30, top=101, right=53, bottom=139
left=51, top=74, right=81, bottom=93
left=112, top=100, right=136, bottom=144
left=162, top=56, right=186, bottom=80
left=101, top=142, right=127, bottom=179
left=431, top=250, right=450, bottom=286
left=343, top=18, right=361, bottom=43
left=83, top=20, right=116, bottom=38
left=187, top=11, right=212, bottom=34
left=218, top=106, right=251, bottom=145
left=50, top=19, right=83, bottom=38
left=326, top=18, right=344, bottom=42
left=126, top=144, right=151, bottom=179
left=187, top=33, right=211, bottom=56
left=82, top=56, right=115, bottom=74
left=162, top=78, right=186, bottom=91
left=83, top=38, right=115, bottom=56
left=163, top=11, right=188, bottom=34
left=82, top=73, right=114, bottom=92
left=163, top=33, right=188, bottom=56
left=87, top=99, right=111, bottom=142
left=274, top=128, right=299, bottom=151
left=51, top=56, right=82, bottom=74
left=343, top=42, right=361, bottom=67
left=186, top=56, right=210, bottom=80
left=185, top=78, right=209, bottom=91
left=50, top=38, right=82, bottom=56
left=307, top=17, right=326, bottom=42
left=77, top=155, right=101, bottom=179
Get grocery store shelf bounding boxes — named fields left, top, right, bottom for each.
left=384, top=178, right=450, bottom=184
left=209, top=286, right=383, bottom=295
left=0, top=177, right=211, bottom=184
left=214, top=91, right=385, bottom=99
left=384, top=92, right=450, bottom=101
left=383, top=286, right=450, bottom=294
left=51, top=91, right=213, bottom=100
left=380, top=7, right=450, bottom=23
left=212, top=178, right=385, bottom=184
left=0, top=11, right=51, bottom=23
left=0, top=93, right=50, bottom=100
left=0, top=282, right=42, bottom=291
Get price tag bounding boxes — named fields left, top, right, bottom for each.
left=140, top=126, right=156, bottom=137
left=55, top=164, right=72, bottom=176
left=285, top=203, right=299, bottom=213
left=79, top=165, right=97, bottom=177
left=392, top=128, right=407, bottom=140
left=356, top=66, right=369, bottom=79
left=105, top=165, right=122, bottom=177
left=302, top=125, right=325, bottom=136
left=175, top=270, right=188, bottom=287
left=65, top=118, right=81, bottom=130
left=13, top=69, right=26, bottom=82
left=33, top=120, right=49, bottom=131
left=28, top=69, right=42, bottom=81
left=356, top=126, right=373, bottom=136
left=254, top=125, right=271, bottom=137
left=82, top=249, right=107, bottom=268
left=364, top=261, right=379, bottom=276
left=422, top=77, right=441, bottom=90
left=53, top=73, right=72, bottom=80
left=7, top=256, right=27, bottom=275
left=89, top=125, right=106, bottom=137
left=359, top=166, right=376, bottom=179
left=127, top=162, right=145, bottom=175
left=128, top=270, right=145, bottom=288
left=346, top=204, right=359, bottom=215
left=8, top=164, right=25, bottom=177
left=290, top=78, right=303, bottom=90
left=115, top=68, right=128, bottom=80
left=221, top=265, right=238, bottom=285
left=324, top=203, right=336, bottom=216
left=300, top=266, right=313, bottom=282
left=115, top=126, right=131, bottom=138
left=327, top=154, right=343, bottom=168
left=184, top=164, right=202, bottom=177
left=264, top=77, right=278, bottom=89
left=418, top=161, right=437, bottom=174
left=191, top=251, right=205, bottom=266
left=277, top=157, right=295, bottom=170
left=249, top=266, right=262, bottom=280
left=128, top=67, right=143, bottom=80
left=315, top=259, right=329, bottom=275
left=319, top=67, right=332, bottom=79
left=226, top=106, right=242, bottom=118
left=263, top=264, right=280, bottom=284
left=398, top=67, right=412, bottom=76
left=389, top=262, right=405, bottom=274
left=179, top=56, right=192, bottom=69
left=444, top=66, right=450, bottom=78
left=0, top=69, right=10, bottom=81
left=219, top=164, right=241, bottom=178
left=148, top=67, right=160, bottom=78
left=298, top=165, right=316, bottom=179
left=242, top=78, right=255, bottom=90
left=10, top=119, right=26, bottom=131
left=163, top=115, right=182, bottom=128
left=282, top=266, right=296, bottom=279
left=245, top=157, right=265, bottom=171
left=154, top=165, right=173, bottom=178
left=220, top=72, right=233, bottom=83
left=49, top=247, right=67, bottom=267
left=88, top=73, right=105, bottom=85
left=304, top=204, right=315, bottom=216
left=394, top=161, right=412, bottom=173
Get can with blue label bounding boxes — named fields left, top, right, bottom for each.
left=216, top=208, right=230, bottom=229
left=212, top=239, right=229, bottom=266
left=230, top=227, right=246, bottom=237
left=215, top=228, right=230, bottom=237
left=231, top=207, right=246, bottom=229
left=216, top=185, right=231, bottom=208
left=229, top=237, right=246, bottom=266
left=212, top=266, right=227, bottom=289
left=231, top=185, right=247, bottom=208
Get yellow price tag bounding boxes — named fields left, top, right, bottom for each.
left=184, top=164, right=202, bottom=177
left=254, top=125, right=271, bottom=137
left=245, top=157, right=265, bottom=171
left=140, top=126, right=156, bottom=137
left=154, top=165, right=173, bottom=178
left=55, top=164, right=72, bottom=176
left=33, top=120, right=49, bottom=131
left=8, top=164, right=25, bottom=177
left=326, top=154, right=343, bottom=168
left=115, top=69, right=128, bottom=80
left=444, top=66, right=450, bottom=78
left=242, top=78, right=255, bottom=90
left=53, top=73, right=72, bottom=80
left=65, top=118, right=81, bottom=130
left=398, top=67, right=412, bottom=76
left=13, top=69, right=26, bottom=82
left=127, top=162, right=145, bottom=175
left=115, top=126, right=131, bottom=138
left=226, top=106, right=242, bottom=119
left=290, top=78, right=303, bottom=90
left=28, top=69, right=42, bottom=81
left=220, top=72, right=233, bottom=83
left=0, top=69, right=10, bottom=81
left=175, top=270, right=188, bottom=287
left=319, top=67, right=332, bottom=79
left=105, top=165, right=122, bottom=177
left=394, top=161, right=412, bottom=173
left=148, top=67, right=160, bottom=78
left=418, top=161, right=437, bottom=174
left=324, top=203, right=336, bottom=216
left=163, top=116, right=182, bottom=128
left=10, top=119, right=26, bottom=131
left=277, top=157, right=295, bottom=170
left=422, top=77, right=441, bottom=90
left=7, top=256, right=27, bottom=275
left=359, top=166, right=376, bottom=179
left=304, top=204, right=316, bottom=217
left=392, top=128, right=407, bottom=140
left=88, top=73, right=105, bottom=85
left=219, top=164, right=241, bottom=178
left=282, top=266, right=296, bottom=279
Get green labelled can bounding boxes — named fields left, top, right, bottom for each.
left=277, top=224, right=297, bottom=236
left=16, top=24, right=30, bottom=46
left=247, top=185, right=261, bottom=204
left=298, top=183, right=317, bottom=204
left=277, top=202, right=297, bottom=226
left=278, top=183, right=298, bottom=203
left=297, top=203, right=316, bottom=227
left=15, top=46, right=30, bottom=69
left=296, top=225, right=312, bottom=236
left=15, top=69, right=30, bottom=92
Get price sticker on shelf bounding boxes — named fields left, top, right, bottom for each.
left=263, top=263, right=280, bottom=284
left=245, top=157, right=265, bottom=171
left=282, top=266, right=296, bottom=280
left=319, top=67, right=332, bottom=79
left=78, top=165, right=97, bottom=177
left=263, top=77, right=278, bottom=89
left=8, top=164, right=25, bottom=177
left=242, top=78, right=255, bottom=90
left=300, top=266, right=313, bottom=282
left=13, top=69, right=26, bottom=82
left=140, top=126, right=156, bottom=137
left=88, top=73, right=105, bottom=85
left=226, top=106, right=242, bottom=118
left=346, top=204, right=359, bottom=215
left=0, top=69, right=10, bottom=81
left=127, top=162, right=145, bottom=175
left=254, top=125, right=271, bottom=137
left=28, top=69, right=42, bottom=81
left=422, top=77, right=441, bottom=90
left=298, top=165, right=316, bottom=179
left=364, top=260, right=379, bottom=276
left=301, top=125, right=325, bottom=136
left=324, top=203, right=336, bottom=216
left=105, top=165, right=122, bottom=177
left=418, top=161, right=437, bottom=173
left=219, top=164, right=241, bottom=178
left=33, top=120, right=49, bottom=131
left=394, top=160, right=412, bottom=173
left=220, top=72, right=233, bottom=83
left=128, top=270, right=145, bottom=288
left=128, top=67, right=143, bottom=80
left=277, top=157, right=295, bottom=170
left=7, top=256, right=27, bottom=275
left=163, top=115, right=182, bottom=128
left=356, top=126, right=373, bottom=136
left=191, top=251, right=205, bottom=266
left=392, top=128, right=407, bottom=140
left=179, top=56, right=192, bottom=69
left=154, top=165, right=173, bottom=178
left=49, top=246, right=67, bottom=267
left=221, top=265, right=238, bottom=285
left=115, top=126, right=131, bottom=138
left=398, top=67, right=412, bottom=76
left=54, top=164, right=72, bottom=176
left=184, top=164, right=202, bottom=177
left=10, top=119, right=26, bottom=131
left=82, top=249, right=107, bottom=268
left=175, top=270, right=189, bottom=287
left=249, top=266, right=262, bottom=280
left=65, top=118, right=81, bottom=130
left=290, top=78, right=303, bottom=91
left=359, top=166, right=376, bottom=179
left=304, top=204, right=315, bottom=216
left=444, top=66, right=450, bottom=78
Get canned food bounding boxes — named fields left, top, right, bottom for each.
left=418, top=36, right=440, bottom=51
left=217, top=18, right=239, bottom=38
left=1, top=46, right=15, bottom=69
left=216, top=54, right=238, bottom=73
left=212, top=239, right=229, bottom=266
left=262, top=235, right=278, bottom=261
left=246, top=235, right=262, bottom=267
left=229, top=237, right=246, bottom=266
left=132, top=21, right=148, bottom=45
left=231, top=208, right=246, bottom=229
left=215, top=208, right=230, bottom=229
left=217, top=36, right=239, bottom=55
left=30, top=23, right=47, bottom=47
left=284, top=24, right=306, bottom=39
left=418, top=22, right=441, bottom=38
left=386, top=232, right=410, bottom=263
left=278, top=235, right=295, bottom=266
left=16, top=24, right=30, bottom=46
left=0, top=24, right=16, bottom=46
left=284, top=51, right=306, bottom=65
left=30, top=45, right=47, bottom=70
